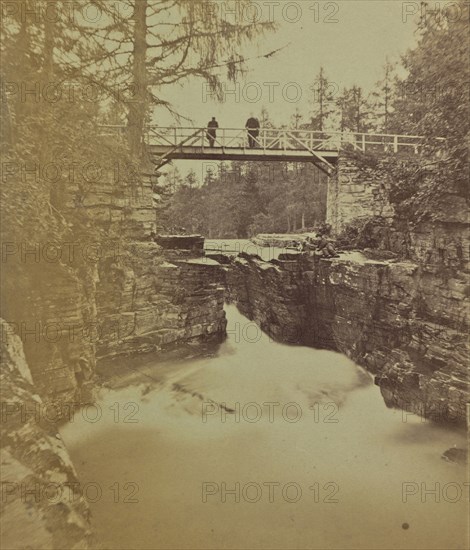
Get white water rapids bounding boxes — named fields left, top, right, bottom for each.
left=60, top=305, right=468, bottom=549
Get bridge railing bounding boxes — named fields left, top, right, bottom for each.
left=99, top=125, right=444, bottom=155
left=144, top=126, right=433, bottom=154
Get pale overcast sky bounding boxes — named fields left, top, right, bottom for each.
left=156, top=1, right=419, bottom=127
left=155, top=0, right=420, bottom=177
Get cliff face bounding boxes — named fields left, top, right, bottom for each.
left=0, top=319, right=91, bottom=550
left=73, top=178, right=227, bottom=371
left=0, top=255, right=98, bottom=410
left=227, top=253, right=468, bottom=425
left=1, top=163, right=227, bottom=409
left=96, top=246, right=227, bottom=359
left=326, top=151, right=469, bottom=273
left=319, top=150, right=469, bottom=424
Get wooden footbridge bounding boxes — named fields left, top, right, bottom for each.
left=100, top=125, right=442, bottom=175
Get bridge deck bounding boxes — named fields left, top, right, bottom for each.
left=147, top=145, right=339, bottom=165
left=99, top=126, right=442, bottom=175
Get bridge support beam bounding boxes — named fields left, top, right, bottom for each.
left=326, top=153, right=395, bottom=235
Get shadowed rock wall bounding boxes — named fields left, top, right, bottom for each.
left=226, top=254, right=468, bottom=425
left=96, top=250, right=227, bottom=359
left=0, top=319, right=91, bottom=550
left=1, top=167, right=227, bottom=407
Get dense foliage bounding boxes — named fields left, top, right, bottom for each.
left=162, top=162, right=327, bottom=237
left=164, top=0, right=468, bottom=234
left=389, top=1, right=469, bottom=216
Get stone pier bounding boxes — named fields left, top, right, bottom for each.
left=326, top=154, right=395, bottom=234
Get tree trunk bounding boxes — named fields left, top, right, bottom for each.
left=128, top=0, right=148, bottom=160
left=43, top=12, right=54, bottom=81
left=40, top=12, right=55, bottom=164
left=0, top=73, right=12, bottom=152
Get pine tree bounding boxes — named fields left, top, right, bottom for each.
left=389, top=0, right=469, bottom=200
left=290, top=107, right=303, bottom=130
left=308, top=67, right=336, bottom=132
left=371, top=58, right=397, bottom=133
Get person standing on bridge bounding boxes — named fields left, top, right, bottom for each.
left=245, top=114, right=260, bottom=148
left=206, top=117, right=218, bottom=148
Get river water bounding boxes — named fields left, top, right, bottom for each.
left=60, top=305, right=468, bottom=550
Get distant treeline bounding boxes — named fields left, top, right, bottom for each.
left=159, top=161, right=328, bottom=238
left=160, top=2, right=468, bottom=236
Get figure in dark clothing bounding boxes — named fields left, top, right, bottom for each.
left=245, top=115, right=260, bottom=148
left=317, top=233, right=339, bottom=258
left=207, top=117, right=218, bottom=148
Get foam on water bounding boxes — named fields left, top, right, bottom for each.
left=60, top=305, right=468, bottom=550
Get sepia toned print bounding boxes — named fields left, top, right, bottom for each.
left=0, top=1, right=468, bottom=549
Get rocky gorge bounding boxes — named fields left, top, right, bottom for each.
left=1, top=153, right=468, bottom=548
left=224, top=249, right=468, bottom=426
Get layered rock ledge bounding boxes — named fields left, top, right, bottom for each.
left=96, top=237, right=227, bottom=360
left=226, top=252, right=468, bottom=426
